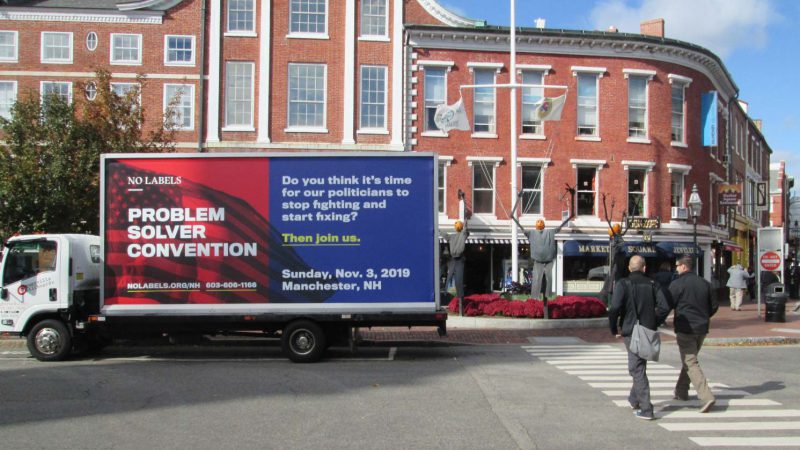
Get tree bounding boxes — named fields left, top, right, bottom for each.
left=0, top=69, right=177, bottom=241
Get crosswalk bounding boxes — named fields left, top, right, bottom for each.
left=523, top=344, right=800, bottom=447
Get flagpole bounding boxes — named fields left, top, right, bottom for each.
left=509, top=0, right=519, bottom=283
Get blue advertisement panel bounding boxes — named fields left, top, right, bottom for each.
left=701, top=91, right=718, bottom=147
left=268, top=155, right=436, bottom=304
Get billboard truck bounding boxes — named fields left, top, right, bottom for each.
left=0, top=153, right=445, bottom=362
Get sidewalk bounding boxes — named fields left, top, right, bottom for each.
left=362, top=297, right=800, bottom=346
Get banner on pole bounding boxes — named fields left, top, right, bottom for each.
left=434, top=98, right=470, bottom=132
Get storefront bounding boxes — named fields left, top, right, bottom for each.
left=560, top=239, right=703, bottom=297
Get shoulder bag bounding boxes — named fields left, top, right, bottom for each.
left=625, top=279, right=661, bottom=362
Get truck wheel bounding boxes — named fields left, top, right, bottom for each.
left=27, top=319, right=72, bottom=362
left=282, top=320, right=326, bottom=363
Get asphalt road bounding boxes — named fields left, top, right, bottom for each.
left=1, top=339, right=798, bottom=449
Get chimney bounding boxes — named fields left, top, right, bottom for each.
left=640, top=18, right=665, bottom=38
left=754, top=119, right=763, bottom=131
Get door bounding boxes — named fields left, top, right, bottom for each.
left=0, top=239, right=60, bottom=332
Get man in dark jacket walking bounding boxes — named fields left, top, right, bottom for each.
left=669, top=255, right=719, bottom=413
left=608, top=255, right=671, bottom=420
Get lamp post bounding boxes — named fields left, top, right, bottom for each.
left=687, top=184, right=703, bottom=272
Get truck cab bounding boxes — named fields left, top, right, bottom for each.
left=0, top=234, right=101, bottom=360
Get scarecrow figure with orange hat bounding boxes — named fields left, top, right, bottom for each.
left=512, top=185, right=575, bottom=301
left=441, top=190, right=469, bottom=301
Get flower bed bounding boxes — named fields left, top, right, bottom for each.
left=447, top=293, right=607, bottom=319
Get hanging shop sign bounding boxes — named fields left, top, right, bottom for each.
left=626, top=217, right=661, bottom=230
left=718, top=184, right=743, bottom=206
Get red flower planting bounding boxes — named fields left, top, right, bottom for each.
left=448, top=295, right=606, bottom=319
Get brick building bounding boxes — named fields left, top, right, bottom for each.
left=0, top=0, right=772, bottom=297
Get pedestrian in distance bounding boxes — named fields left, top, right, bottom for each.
left=669, top=255, right=719, bottom=413
left=608, top=255, right=671, bottom=420
left=653, top=261, right=675, bottom=289
left=726, top=263, right=752, bottom=311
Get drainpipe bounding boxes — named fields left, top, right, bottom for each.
left=197, top=0, right=207, bottom=152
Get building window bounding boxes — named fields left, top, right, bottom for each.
left=111, top=34, right=142, bottom=65
left=628, top=76, right=647, bottom=138
left=0, top=81, right=17, bottom=119
left=0, top=31, right=17, bottom=62
left=627, top=169, right=646, bottom=217
left=41, top=32, right=73, bottom=64
left=287, top=63, right=326, bottom=129
left=671, top=172, right=684, bottom=208
left=86, top=32, right=98, bottom=51
left=359, top=65, right=386, bottom=131
left=111, top=82, right=139, bottom=99
left=671, top=84, right=686, bottom=143
left=84, top=82, right=97, bottom=101
left=360, top=0, right=387, bottom=38
left=520, top=165, right=543, bottom=216
left=40, top=81, right=72, bottom=105
left=227, top=0, right=255, bottom=33
left=164, top=84, right=194, bottom=130
left=473, top=69, right=496, bottom=134
left=165, top=35, right=195, bottom=66
left=521, top=71, right=544, bottom=136
left=423, top=67, right=446, bottom=132
left=290, top=0, right=327, bottom=35
left=576, top=167, right=596, bottom=216
left=225, top=62, right=254, bottom=128
left=438, top=161, right=447, bottom=214
left=472, top=162, right=495, bottom=214
left=577, top=73, right=598, bottom=136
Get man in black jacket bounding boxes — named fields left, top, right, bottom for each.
left=608, top=255, right=671, bottom=420
left=669, top=255, right=719, bottom=413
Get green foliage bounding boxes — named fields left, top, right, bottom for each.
left=0, top=69, right=177, bottom=241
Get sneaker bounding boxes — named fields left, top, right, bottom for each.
left=673, top=390, right=689, bottom=401
left=700, top=399, right=716, bottom=413
left=633, top=410, right=655, bottom=420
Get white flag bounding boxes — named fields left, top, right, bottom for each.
left=434, top=98, right=470, bottom=132
left=534, top=94, right=566, bottom=121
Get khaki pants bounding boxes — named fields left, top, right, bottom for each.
left=729, top=287, right=745, bottom=310
left=675, top=332, right=715, bottom=403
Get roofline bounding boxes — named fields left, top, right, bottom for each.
left=405, top=24, right=739, bottom=96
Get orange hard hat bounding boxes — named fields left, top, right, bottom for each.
left=454, top=220, right=464, bottom=232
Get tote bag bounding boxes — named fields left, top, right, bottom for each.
left=625, top=279, right=661, bottom=362
left=629, top=320, right=660, bottom=361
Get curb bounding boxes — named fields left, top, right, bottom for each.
left=704, top=336, right=800, bottom=346
left=446, top=315, right=608, bottom=330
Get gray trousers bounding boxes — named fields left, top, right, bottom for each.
left=624, top=336, right=653, bottom=415
left=675, top=332, right=715, bottom=403
left=531, top=260, right=554, bottom=299
left=447, top=257, right=465, bottom=299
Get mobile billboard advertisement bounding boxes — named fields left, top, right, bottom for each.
left=101, top=153, right=437, bottom=312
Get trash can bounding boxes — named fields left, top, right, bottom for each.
left=765, top=286, right=788, bottom=323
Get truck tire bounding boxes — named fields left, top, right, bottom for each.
left=27, top=319, right=72, bottom=362
left=282, top=320, right=326, bottom=363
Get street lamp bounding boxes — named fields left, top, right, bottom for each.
left=687, top=184, right=703, bottom=271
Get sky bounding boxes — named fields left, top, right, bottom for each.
left=441, top=0, right=800, bottom=195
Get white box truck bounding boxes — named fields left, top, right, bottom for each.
left=0, top=152, right=445, bottom=362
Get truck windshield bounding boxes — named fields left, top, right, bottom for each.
left=2, top=241, right=58, bottom=285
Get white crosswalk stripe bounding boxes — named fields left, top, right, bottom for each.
left=524, top=343, right=798, bottom=448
